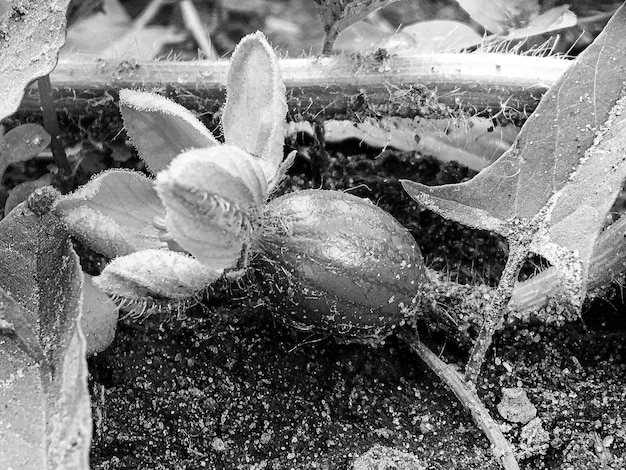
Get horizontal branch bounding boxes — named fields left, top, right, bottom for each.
left=18, top=53, right=570, bottom=120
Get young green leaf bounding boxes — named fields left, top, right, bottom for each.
left=94, top=249, right=222, bottom=302
left=54, top=170, right=167, bottom=258
left=155, top=145, right=266, bottom=269
left=0, top=195, right=91, bottom=469
left=0, top=0, right=71, bottom=121
left=119, top=89, right=219, bottom=174
left=402, top=3, right=626, bottom=306
left=222, top=31, right=287, bottom=186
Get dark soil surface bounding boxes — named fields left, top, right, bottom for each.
left=86, top=142, right=626, bottom=470
left=8, top=2, right=622, bottom=469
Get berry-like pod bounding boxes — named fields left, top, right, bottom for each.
left=259, top=190, right=427, bottom=342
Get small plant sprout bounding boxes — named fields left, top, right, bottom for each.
left=54, top=31, right=294, bottom=314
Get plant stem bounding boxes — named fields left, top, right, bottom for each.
left=37, top=75, right=71, bottom=177
left=399, top=330, right=520, bottom=470
left=19, top=54, right=569, bottom=118
left=465, top=242, right=527, bottom=384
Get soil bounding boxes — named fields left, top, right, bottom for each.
left=85, top=141, right=626, bottom=470
left=7, top=1, right=624, bottom=469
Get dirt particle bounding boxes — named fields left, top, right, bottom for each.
left=497, top=387, right=537, bottom=424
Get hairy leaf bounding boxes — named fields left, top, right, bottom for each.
left=54, top=170, right=166, bottom=258
left=0, top=197, right=91, bottom=469
left=222, top=31, right=287, bottom=185
left=119, top=89, right=219, bottom=174
left=0, top=0, right=71, bottom=121
left=94, top=249, right=222, bottom=301
left=155, top=146, right=266, bottom=269
left=402, top=4, right=626, bottom=305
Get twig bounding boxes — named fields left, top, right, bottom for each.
left=129, top=0, right=165, bottom=33
left=399, top=330, right=520, bottom=470
left=180, top=0, right=217, bottom=59
left=18, top=54, right=570, bottom=118
left=321, top=24, right=339, bottom=55
left=465, top=241, right=527, bottom=384
left=37, top=75, right=71, bottom=177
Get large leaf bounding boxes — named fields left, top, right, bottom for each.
left=0, top=0, right=71, bottom=121
left=119, top=89, right=219, bottom=174
left=222, top=32, right=287, bottom=184
left=0, top=195, right=91, bottom=469
left=54, top=170, right=167, bottom=259
left=402, top=4, right=626, bottom=305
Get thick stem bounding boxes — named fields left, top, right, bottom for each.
left=321, top=26, right=338, bottom=55
left=18, top=54, right=569, bottom=119
left=465, top=243, right=527, bottom=384
left=399, top=330, right=520, bottom=470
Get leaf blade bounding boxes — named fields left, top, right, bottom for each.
left=54, top=170, right=166, bottom=258
left=222, top=32, right=287, bottom=184
left=0, top=197, right=90, bottom=469
left=402, top=6, right=626, bottom=226
left=119, top=89, right=219, bottom=174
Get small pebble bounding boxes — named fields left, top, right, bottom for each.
left=497, top=387, right=537, bottom=424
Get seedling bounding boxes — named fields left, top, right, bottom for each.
left=50, top=30, right=519, bottom=469
left=52, top=12, right=626, bottom=468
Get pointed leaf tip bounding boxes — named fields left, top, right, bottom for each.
left=119, top=89, right=219, bottom=174
left=222, top=32, right=287, bottom=184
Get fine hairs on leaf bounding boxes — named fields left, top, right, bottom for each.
left=55, top=31, right=289, bottom=312
left=402, top=2, right=626, bottom=382
left=0, top=0, right=71, bottom=122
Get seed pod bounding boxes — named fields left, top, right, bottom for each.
left=258, top=190, right=427, bottom=342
